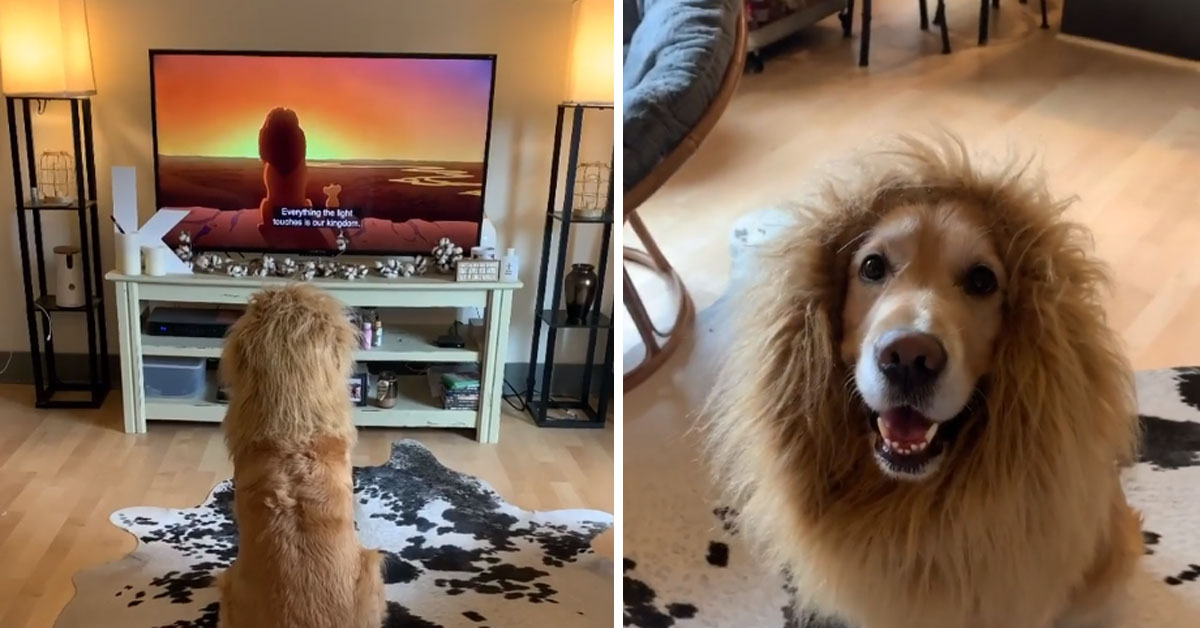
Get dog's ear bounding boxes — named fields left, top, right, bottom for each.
left=219, top=315, right=246, bottom=389
left=332, top=313, right=358, bottom=376
left=704, top=202, right=878, bottom=509
left=986, top=209, right=1138, bottom=473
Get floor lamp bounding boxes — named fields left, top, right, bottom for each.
left=1, top=0, right=110, bottom=407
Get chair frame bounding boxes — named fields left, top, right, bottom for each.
left=622, top=7, right=748, bottom=391
left=844, top=0, right=1050, bottom=67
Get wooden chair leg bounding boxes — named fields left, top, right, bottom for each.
left=841, top=0, right=856, bottom=37
left=1041, top=0, right=1049, bottom=28
left=623, top=268, right=661, bottom=354
left=627, top=212, right=672, bottom=276
left=622, top=215, right=696, bottom=391
left=979, top=0, right=990, bottom=45
left=992, top=0, right=999, bottom=8
left=859, top=0, right=872, bottom=67
left=919, top=0, right=929, bottom=30
left=622, top=247, right=695, bottom=391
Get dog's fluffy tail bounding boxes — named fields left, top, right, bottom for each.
left=354, top=549, right=387, bottom=628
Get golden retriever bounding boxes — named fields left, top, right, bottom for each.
left=217, top=283, right=386, bottom=628
left=703, top=135, right=1143, bottom=628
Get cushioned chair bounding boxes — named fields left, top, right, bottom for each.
left=622, top=0, right=747, bottom=390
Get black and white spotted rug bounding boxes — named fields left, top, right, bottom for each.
left=623, top=209, right=1200, bottom=627
left=56, top=440, right=613, bottom=628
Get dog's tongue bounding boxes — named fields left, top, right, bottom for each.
left=879, top=407, right=934, bottom=443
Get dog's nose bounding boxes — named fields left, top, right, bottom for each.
left=876, top=331, right=946, bottom=389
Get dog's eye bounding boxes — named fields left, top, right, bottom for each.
left=963, top=265, right=998, bottom=296
left=859, top=254, right=887, bottom=283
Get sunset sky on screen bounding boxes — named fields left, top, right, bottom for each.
left=152, top=54, right=494, bottom=162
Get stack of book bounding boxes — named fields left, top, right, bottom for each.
left=430, top=365, right=481, bottom=410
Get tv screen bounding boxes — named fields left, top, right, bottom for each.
left=149, top=51, right=497, bottom=255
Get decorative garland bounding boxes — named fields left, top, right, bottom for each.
left=430, top=237, right=464, bottom=273
left=375, top=256, right=429, bottom=278
left=172, top=231, right=459, bottom=281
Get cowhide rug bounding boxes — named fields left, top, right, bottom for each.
left=623, top=209, right=1200, bottom=627
left=57, top=440, right=613, bottom=628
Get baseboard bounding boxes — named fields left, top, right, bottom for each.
left=0, top=352, right=608, bottom=399
left=1057, top=34, right=1200, bottom=72
left=503, top=361, right=611, bottom=398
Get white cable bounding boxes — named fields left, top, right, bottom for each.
left=34, top=303, right=52, bottom=341
left=0, top=306, right=53, bottom=376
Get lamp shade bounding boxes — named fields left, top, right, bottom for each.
left=0, top=0, right=96, bottom=96
left=565, top=0, right=613, bottom=104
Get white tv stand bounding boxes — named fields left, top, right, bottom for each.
left=106, top=271, right=520, bottom=443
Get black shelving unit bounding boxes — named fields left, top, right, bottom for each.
left=6, top=96, right=110, bottom=408
left=524, top=102, right=614, bottom=429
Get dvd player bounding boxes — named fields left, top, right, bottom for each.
left=145, top=306, right=241, bottom=338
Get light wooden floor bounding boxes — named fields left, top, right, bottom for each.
left=625, top=0, right=1200, bottom=373
left=0, top=384, right=612, bottom=627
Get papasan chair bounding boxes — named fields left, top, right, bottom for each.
left=623, top=0, right=747, bottom=390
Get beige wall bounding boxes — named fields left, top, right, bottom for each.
left=0, top=0, right=615, bottom=369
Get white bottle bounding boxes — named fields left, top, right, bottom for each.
left=501, top=248, right=519, bottom=281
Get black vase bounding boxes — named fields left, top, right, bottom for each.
left=564, top=263, right=598, bottom=324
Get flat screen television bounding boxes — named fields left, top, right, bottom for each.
left=148, top=50, right=497, bottom=255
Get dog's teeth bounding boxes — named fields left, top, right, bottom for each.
left=877, top=416, right=940, bottom=457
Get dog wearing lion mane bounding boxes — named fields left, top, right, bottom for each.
left=217, top=283, right=385, bottom=628
left=703, top=135, right=1143, bottom=628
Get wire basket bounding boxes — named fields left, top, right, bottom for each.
left=572, top=161, right=611, bottom=218
left=37, top=151, right=75, bottom=206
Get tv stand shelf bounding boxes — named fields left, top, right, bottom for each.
left=141, top=324, right=480, bottom=363
left=106, top=271, right=520, bottom=443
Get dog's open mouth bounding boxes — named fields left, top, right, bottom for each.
left=869, top=407, right=950, bottom=478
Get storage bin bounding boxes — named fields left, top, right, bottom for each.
left=144, top=356, right=206, bottom=399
